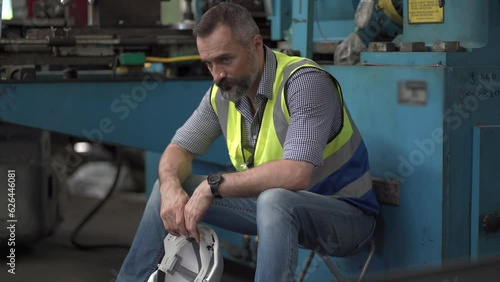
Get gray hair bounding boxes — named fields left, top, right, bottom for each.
left=193, top=2, right=260, bottom=49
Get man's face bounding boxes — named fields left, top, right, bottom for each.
left=197, top=25, right=259, bottom=102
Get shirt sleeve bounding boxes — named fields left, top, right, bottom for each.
left=171, top=89, right=223, bottom=155
left=283, top=68, right=342, bottom=167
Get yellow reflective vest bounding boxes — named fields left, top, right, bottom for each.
left=210, top=51, right=379, bottom=214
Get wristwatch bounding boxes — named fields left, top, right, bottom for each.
left=207, top=173, right=224, bottom=199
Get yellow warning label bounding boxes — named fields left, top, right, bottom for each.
left=408, top=0, right=444, bottom=24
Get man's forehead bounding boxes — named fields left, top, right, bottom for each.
left=197, top=29, right=238, bottom=60
left=197, top=25, right=234, bottom=43
left=197, top=44, right=233, bottom=62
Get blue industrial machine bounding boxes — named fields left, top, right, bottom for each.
left=273, top=0, right=500, bottom=280
left=1, top=0, right=500, bottom=281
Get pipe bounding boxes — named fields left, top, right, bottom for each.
left=145, top=55, right=201, bottom=64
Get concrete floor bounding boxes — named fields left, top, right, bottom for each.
left=0, top=191, right=255, bottom=282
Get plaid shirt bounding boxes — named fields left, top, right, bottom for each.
left=171, top=46, right=342, bottom=168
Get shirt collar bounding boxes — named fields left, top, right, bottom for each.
left=256, top=46, right=276, bottom=100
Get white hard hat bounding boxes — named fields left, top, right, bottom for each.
left=147, top=225, right=223, bottom=282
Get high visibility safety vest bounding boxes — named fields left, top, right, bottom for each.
left=210, top=51, right=379, bottom=214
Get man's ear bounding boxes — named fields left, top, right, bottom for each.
left=252, top=34, right=263, bottom=51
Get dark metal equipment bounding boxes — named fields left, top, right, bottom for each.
left=88, top=0, right=161, bottom=27
left=0, top=123, right=62, bottom=246
left=0, top=0, right=271, bottom=80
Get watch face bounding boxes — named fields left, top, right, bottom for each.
left=208, top=174, right=221, bottom=184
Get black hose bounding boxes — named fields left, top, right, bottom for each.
left=70, top=147, right=130, bottom=250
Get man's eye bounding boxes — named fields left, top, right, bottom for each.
left=205, top=62, right=213, bottom=69
left=221, top=58, right=231, bottom=65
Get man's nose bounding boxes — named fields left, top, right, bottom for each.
left=211, top=67, right=226, bottom=83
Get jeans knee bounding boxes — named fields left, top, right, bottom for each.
left=257, top=188, right=290, bottom=205
left=257, top=188, right=294, bottom=217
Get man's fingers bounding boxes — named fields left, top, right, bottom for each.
left=161, top=211, right=180, bottom=236
left=160, top=212, right=170, bottom=231
left=184, top=212, right=200, bottom=242
left=189, top=224, right=200, bottom=242
left=176, top=211, right=189, bottom=237
left=167, top=217, right=181, bottom=237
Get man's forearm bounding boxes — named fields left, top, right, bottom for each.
left=219, top=159, right=314, bottom=198
left=158, top=143, right=196, bottom=191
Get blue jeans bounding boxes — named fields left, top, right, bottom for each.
left=117, top=175, right=375, bottom=282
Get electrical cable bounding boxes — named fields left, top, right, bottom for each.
left=70, top=147, right=130, bottom=250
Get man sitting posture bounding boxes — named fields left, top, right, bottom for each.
left=117, top=3, right=379, bottom=282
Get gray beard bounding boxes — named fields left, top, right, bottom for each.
left=219, top=57, right=259, bottom=103
left=221, top=86, right=247, bottom=103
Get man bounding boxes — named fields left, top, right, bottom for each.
left=117, top=3, right=379, bottom=282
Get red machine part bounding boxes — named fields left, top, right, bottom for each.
left=27, top=0, right=88, bottom=28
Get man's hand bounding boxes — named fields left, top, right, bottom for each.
left=184, top=181, right=214, bottom=242
left=160, top=184, right=190, bottom=237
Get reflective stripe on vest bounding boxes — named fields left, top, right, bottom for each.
left=211, top=51, right=372, bottom=198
